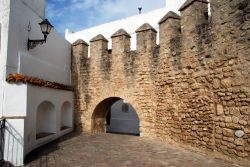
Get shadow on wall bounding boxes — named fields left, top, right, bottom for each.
left=0, top=119, right=5, bottom=162
left=4, top=121, right=23, bottom=166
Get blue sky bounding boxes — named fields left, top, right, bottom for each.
left=46, top=0, right=165, bottom=36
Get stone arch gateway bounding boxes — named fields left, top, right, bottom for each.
left=91, top=97, right=140, bottom=135
left=72, top=0, right=250, bottom=163
left=92, top=97, right=121, bottom=133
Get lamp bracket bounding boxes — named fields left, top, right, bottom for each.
left=27, top=39, right=46, bottom=50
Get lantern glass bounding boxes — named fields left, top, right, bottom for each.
left=39, top=19, right=53, bottom=36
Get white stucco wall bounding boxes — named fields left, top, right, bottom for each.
left=25, top=85, right=73, bottom=157
left=4, top=119, right=25, bottom=166
left=3, top=84, right=73, bottom=166
left=1, top=0, right=73, bottom=118
left=3, top=84, right=27, bottom=117
left=2, top=84, right=27, bottom=165
left=65, top=0, right=186, bottom=50
left=6, top=0, right=71, bottom=85
left=0, top=0, right=11, bottom=118
left=21, top=0, right=45, bottom=18
left=1, top=0, right=73, bottom=166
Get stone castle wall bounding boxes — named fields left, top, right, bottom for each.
left=72, top=0, right=250, bottom=164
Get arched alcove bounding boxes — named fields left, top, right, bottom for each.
left=91, top=97, right=140, bottom=135
left=60, top=101, right=72, bottom=131
left=36, top=101, right=56, bottom=139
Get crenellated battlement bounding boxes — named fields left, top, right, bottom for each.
left=72, top=0, right=250, bottom=165
left=111, top=29, right=131, bottom=54
left=89, top=34, right=108, bottom=57
left=71, top=0, right=211, bottom=72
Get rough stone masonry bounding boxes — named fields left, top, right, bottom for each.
left=72, top=0, right=250, bottom=164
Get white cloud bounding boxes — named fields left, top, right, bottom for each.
left=51, top=0, right=66, bottom=2
left=46, top=0, right=169, bottom=35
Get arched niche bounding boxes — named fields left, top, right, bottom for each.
left=36, top=101, right=56, bottom=139
left=60, top=101, right=72, bottom=131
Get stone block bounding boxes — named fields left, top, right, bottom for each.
left=221, top=78, right=232, bottom=88
left=239, top=120, right=247, bottom=125
left=225, top=116, right=232, bottom=123
left=212, top=79, right=220, bottom=89
left=245, top=144, right=250, bottom=151
left=234, top=138, right=245, bottom=146
left=225, top=123, right=241, bottom=130
left=235, top=130, right=244, bottom=138
left=236, top=152, right=249, bottom=157
left=223, top=128, right=235, bottom=137
left=220, top=122, right=226, bottom=127
left=215, top=134, right=222, bottom=139
left=216, top=126, right=222, bottom=134
left=216, top=105, right=224, bottom=115
left=240, top=106, right=250, bottom=115
left=223, top=136, right=234, bottom=143
left=244, top=128, right=250, bottom=134
left=232, top=116, right=239, bottom=124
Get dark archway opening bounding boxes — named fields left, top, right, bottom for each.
left=106, top=109, right=111, bottom=126
left=92, top=97, right=139, bottom=136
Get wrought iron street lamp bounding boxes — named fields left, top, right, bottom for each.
left=27, top=19, right=54, bottom=50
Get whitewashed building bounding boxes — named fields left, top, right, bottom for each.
left=65, top=0, right=186, bottom=50
left=0, top=0, right=73, bottom=165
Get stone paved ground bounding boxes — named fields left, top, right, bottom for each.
left=24, top=132, right=245, bottom=167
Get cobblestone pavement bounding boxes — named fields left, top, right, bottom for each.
left=24, top=132, right=244, bottom=167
